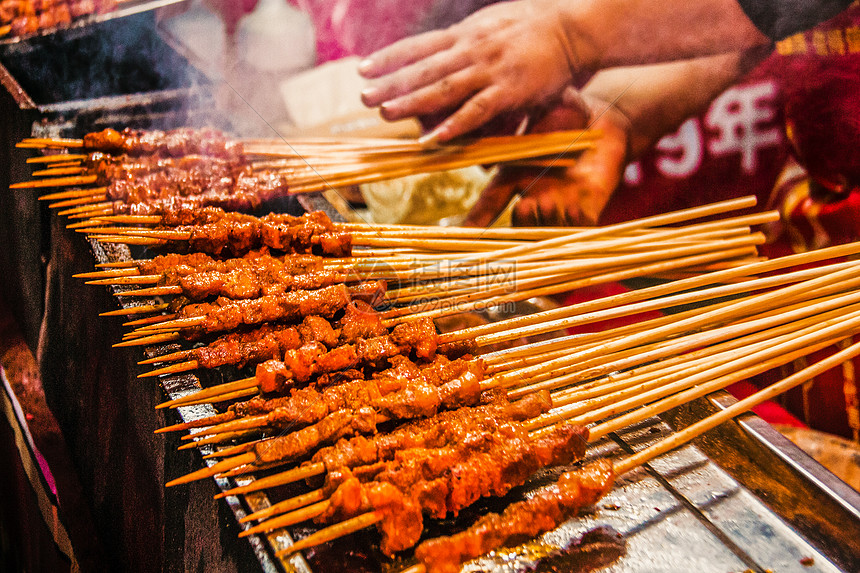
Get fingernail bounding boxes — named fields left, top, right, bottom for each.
left=361, top=87, right=381, bottom=104
left=357, top=59, right=374, bottom=75
left=418, top=130, right=441, bottom=147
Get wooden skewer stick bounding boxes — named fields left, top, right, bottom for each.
left=139, top=349, right=191, bottom=365
left=67, top=219, right=113, bottom=230
left=156, top=377, right=257, bottom=409
left=18, top=137, right=84, bottom=148
left=239, top=489, right=326, bottom=524
left=96, top=261, right=140, bottom=269
left=99, top=304, right=169, bottom=317
left=27, top=154, right=87, bottom=164
left=214, top=464, right=324, bottom=500
left=86, top=274, right=161, bottom=286
left=167, top=388, right=259, bottom=409
left=39, top=187, right=107, bottom=201
left=49, top=196, right=106, bottom=209
left=123, top=314, right=177, bottom=327
left=156, top=410, right=237, bottom=434
left=113, top=332, right=181, bottom=348
left=165, top=452, right=257, bottom=487
left=74, top=268, right=139, bottom=279
left=113, top=286, right=183, bottom=298
left=32, top=166, right=87, bottom=177
left=176, top=430, right=260, bottom=450
left=239, top=501, right=335, bottom=539
left=133, top=316, right=204, bottom=333
left=95, top=235, right=166, bottom=246
left=10, top=174, right=98, bottom=189
left=202, top=443, right=257, bottom=460
left=67, top=209, right=114, bottom=220
left=91, top=215, right=164, bottom=225
left=58, top=202, right=113, bottom=217
left=276, top=511, right=385, bottom=555
left=139, top=360, right=199, bottom=378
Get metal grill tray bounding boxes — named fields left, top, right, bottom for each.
left=88, top=195, right=860, bottom=573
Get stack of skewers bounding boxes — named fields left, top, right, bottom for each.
left=14, top=126, right=600, bottom=220
left=15, top=128, right=860, bottom=572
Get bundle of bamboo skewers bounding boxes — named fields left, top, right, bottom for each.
left=14, top=127, right=600, bottom=220
left=15, top=129, right=859, bottom=571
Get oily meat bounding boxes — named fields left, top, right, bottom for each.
left=414, top=460, right=616, bottom=573
left=177, top=284, right=352, bottom=335
left=315, top=421, right=590, bottom=556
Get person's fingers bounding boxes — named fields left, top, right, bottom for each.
left=362, top=49, right=471, bottom=109
left=358, top=30, right=455, bottom=79
left=462, top=171, right=529, bottom=227
left=420, top=86, right=507, bottom=143
left=378, top=65, right=485, bottom=122
left=511, top=193, right=541, bottom=226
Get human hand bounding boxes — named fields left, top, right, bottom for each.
left=358, top=0, right=578, bottom=144
left=463, top=92, right=631, bottom=227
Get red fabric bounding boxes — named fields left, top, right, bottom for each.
left=727, top=381, right=808, bottom=428
left=288, top=0, right=438, bottom=64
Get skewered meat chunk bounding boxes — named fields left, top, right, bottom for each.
left=315, top=422, right=589, bottom=555
left=176, top=211, right=351, bottom=257
left=174, top=264, right=347, bottom=300
left=178, top=284, right=352, bottom=335
left=390, top=317, right=439, bottom=360
left=246, top=358, right=488, bottom=462
left=193, top=323, right=302, bottom=370
left=137, top=249, right=324, bottom=279
left=414, top=460, right=616, bottom=573
left=253, top=318, right=442, bottom=392
left=337, top=301, right=388, bottom=341
left=106, top=166, right=290, bottom=211
left=307, top=391, right=552, bottom=477
left=82, top=128, right=245, bottom=161
left=254, top=408, right=379, bottom=466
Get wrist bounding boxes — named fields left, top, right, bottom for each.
left=538, top=0, right=605, bottom=73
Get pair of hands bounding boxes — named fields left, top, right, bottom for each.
left=359, top=1, right=629, bottom=226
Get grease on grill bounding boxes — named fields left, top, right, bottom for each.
left=466, top=526, right=626, bottom=573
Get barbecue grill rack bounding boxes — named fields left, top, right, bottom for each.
left=77, top=196, right=860, bottom=573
